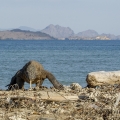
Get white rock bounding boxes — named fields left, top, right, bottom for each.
left=57, top=109, right=64, bottom=114
left=63, top=85, right=71, bottom=92
left=86, top=71, right=120, bottom=87
left=70, top=83, right=82, bottom=91
left=45, top=111, right=49, bottom=114
left=6, top=97, right=12, bottom=104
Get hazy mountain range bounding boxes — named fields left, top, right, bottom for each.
left=0, top=29, right=54, bottom=40
left=0, top=24, right=120, bottom=40
left=41, top=24, right=74, bottom=39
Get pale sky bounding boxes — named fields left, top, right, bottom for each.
left=0, top=0, right=120, bottom=35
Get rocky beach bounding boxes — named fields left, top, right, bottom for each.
left=0, top=83, right=119, bottom=120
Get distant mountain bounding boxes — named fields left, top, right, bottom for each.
left=0, top=29, right=55, bottom=40
left=17, top=26, right=39, bottom=32
left=76, top=30, right=99, bottom=38
left=116, top=35, right=120, bottom=39
left=0, top=26, right=39, bottom=32
left=1, top=25, right=120, bottom=40
left=69, top=30, right=120, bottom=40
left=0, top=28, right=6, bottom=31
left=99, top=33, right=117, bottom=40
left=41, top=24, right=74, bottom=39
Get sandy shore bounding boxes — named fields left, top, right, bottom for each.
left=0, top=83, right=119, bottom=120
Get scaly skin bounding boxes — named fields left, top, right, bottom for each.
left=6, top=60, right=64, bottom=90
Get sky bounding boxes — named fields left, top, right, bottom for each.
left=0, top=0, right=120, bottom=35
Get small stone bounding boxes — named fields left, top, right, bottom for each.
left=59, top=109, right=64, bottom=113
left=79, top=95, right=89, bottom=100
left=45, top=111, right=49, bottom=114
left=94, top=97, right=98, bottom=102
left=6, top=97, right=13, bottom=105
left=57, top=108, right=64, bottom=114
left=89, top=104, right=98, bottom=109
left=88, top=88, right=95, bottom=92
left=70, top=83, right=82, bottom=91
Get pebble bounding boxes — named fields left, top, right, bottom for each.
left=45, top=111, right=49, bottom=114
left=70, top=83, right=82, bottom=91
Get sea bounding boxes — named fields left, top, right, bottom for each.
left=0, top=40, right=120, bottom=90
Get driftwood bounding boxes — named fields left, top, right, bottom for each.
left=6, top=96, right=79, bottom=102
left=3, top=91, right=79, bottom=102
left=86, top=71, right=120, bottom=87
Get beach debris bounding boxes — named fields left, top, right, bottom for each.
left=79, top=95, right=89, bottom=100
left=0, top=83, right=119, bottom=120
left=114, top=93, right=120, bottom=108
left=6, top=97, right=12, bottom=104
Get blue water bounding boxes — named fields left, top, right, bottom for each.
left=0, top=40, right=120, bottom=89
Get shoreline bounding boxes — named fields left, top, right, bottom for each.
left=0, top=83, right=119, bottom=120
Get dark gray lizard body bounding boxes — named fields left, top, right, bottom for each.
left=6, top=61, right=64, bottom=90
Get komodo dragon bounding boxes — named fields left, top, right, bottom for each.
left=6, top=60, right=64, bottom=90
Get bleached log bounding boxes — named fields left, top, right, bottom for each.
left=86, top=71, right=120, bottom=87
left=4, top=91, right=79, bottom=102
left=6, top=95, right=79, bottom=102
